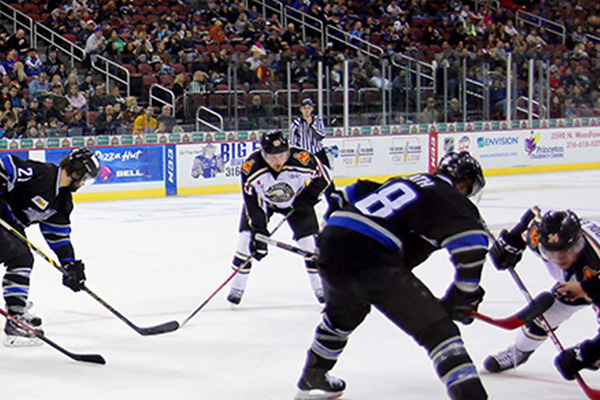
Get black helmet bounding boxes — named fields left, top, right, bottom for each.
left=261, top=131, right=289, bottom=154
left=437, top=151, right=485, bottom=197
left=539, top=210, right=582, bottom=252
left=65, top=147, right=100, bottom=179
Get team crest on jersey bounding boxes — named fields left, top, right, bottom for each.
left=293, top=151, right=310, bottom=165
left=264, top=182, right=295, bottom=203
left=242, top=160, right=255, bottom=175
left=31, top=195, right=49, bottom=210
left=583, top=266, right=599, bottom=281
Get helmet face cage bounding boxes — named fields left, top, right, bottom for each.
left=67, top=147, right=100, bottom=182
left=539, top=210, right=583, bottom=254
left=260, top=131, right=289, bottom=155
left=437, top=152, right=485, bottom=197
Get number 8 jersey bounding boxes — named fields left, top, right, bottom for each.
left=326, top=173, right=489, bottom=293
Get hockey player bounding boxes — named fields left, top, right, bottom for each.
left=484, top=208, right=600, bottom=381
left=294, top=151, right=489, bottom=400
left=226, top=130, right=331, bottom=306
left=0, top=147, right=100, bottom=346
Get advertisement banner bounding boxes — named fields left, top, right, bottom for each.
left=165, top=145, right=177, bottom=196
left=323, top=135, right=428, bottom=178
left=46, top=146, right=164, bottom=185
left=177, top=141, right=262, bottom=187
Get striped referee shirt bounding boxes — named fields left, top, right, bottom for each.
left=289, top=115, right=326, bottom=154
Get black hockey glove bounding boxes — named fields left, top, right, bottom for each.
left=62, top=260, right=86, bottom=292
left=250, top=230, right=269, bottom=261
left=292, top=192, right=319, bottom=210
left=489, top=229, right=526, bottom=270
left=440, top=284, right=485, bottom=325
left=555, top=341, right=600, bottom=381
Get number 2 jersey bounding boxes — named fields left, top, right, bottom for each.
left=241, top=147, right=330, bottom=233
left=0, top=154, right=76, bottom=264
left=325, top=173, right=489, bottom=293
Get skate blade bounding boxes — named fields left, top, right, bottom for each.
left=294, top=389, right=343, bottom=400
left=4, top=335, right=43, bottom=347
left=228, top=301, right=240, bottom=310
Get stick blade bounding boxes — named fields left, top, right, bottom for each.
left=76, top=353, right=107, bottom=364
left=135, top=320, right=180, bottom=336
left=516, top=291, right=555, bottom=324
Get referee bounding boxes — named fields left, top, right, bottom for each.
left=289, top=98, right=329, bottom=168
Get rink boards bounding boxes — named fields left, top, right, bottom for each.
left=7, top=126, right=600, bottom=202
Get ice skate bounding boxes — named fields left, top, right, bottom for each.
left=227, top=288, right=244, bottom=308
left=4, top=314, right=43, bottom=347
left=295, top=368, right=346, bottom=400
left=484, top=344, right=533, bottom=372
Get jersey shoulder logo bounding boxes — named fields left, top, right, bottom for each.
left=583, top=266, right=599, bottom=281
left=242, top=160, right=255, bottom=175
left=527, top=223, right=540, bottom=249
left=31, top=195, right=49, bottom=210
left=293, top=151, right=310, bottom=165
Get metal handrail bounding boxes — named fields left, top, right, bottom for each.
left=586, top=33, right=600, bottom=44
left=33, top=23, right=86, bottom=69
left=326, top=24, right=385, bottom=59
left=391, top=54, right=435, bottom=86
left=516, top=96, right=546, bottom=119
left=473, top=0, right=500, bottom=10
left=516, top=10, right=566, bottom=45
left=196, top=106, right=223, bottom=132
left=149, top=84, right=175, bottom=116
left=0, top=1, right=34, bottom=46
left=284, top=5, right=325, bottom=50
left=92, top=54, right=131, bottom=97
left=274, top=88, right=300, bottom=108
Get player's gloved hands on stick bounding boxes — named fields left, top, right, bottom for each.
left=251, top=230, right=269, bottom=261
left=440, top=284, right=485, bottom=325
left=63, top=260, right=86, bottom=292
left=489, top=229, right=526, bottom=270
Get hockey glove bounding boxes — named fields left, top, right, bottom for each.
left=250, top=230, right=269, bottom=261
left=489, top=229, right=526, bottom=270
left=62, top=260, right=86, bottom=292
left=293, top=192, right=319, bottom=210
left=555, top=341, right=600, bottom=381
left=440, top=284, right=485, bottom=325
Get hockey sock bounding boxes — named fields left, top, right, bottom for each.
left=229, top=255, right=251, bottom=292
left=308, top=313, right=353, bottom=370
left=516, top=319, right=549, bottom=352
left=3, top=265, right=32, bottom=314
left=422, top=320, right=487, bottom=400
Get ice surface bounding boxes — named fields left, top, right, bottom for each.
left=2, top=170, right=600, bottom=400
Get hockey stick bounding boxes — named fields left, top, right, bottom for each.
left=0, top=307, right=106, bottom=364
left=487, top=226, right=600, bottom=400
left=0, top=218, right=179, bottom=336
left=254, top=234, right=317, bottom=259
left=180, top=209, right=295, bottom=327
left=467, top=291, right=555, bottom=330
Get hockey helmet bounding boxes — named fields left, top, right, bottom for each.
left=437, top=151, right=485, bottom=197
left=65, top=147, right=100, bottom=180
left=261, top=130, right=289, bottom=155
left=539, top=210, right=583, bottom=252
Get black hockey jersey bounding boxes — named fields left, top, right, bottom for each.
left=240, top=146, right=330, bottom=233
left=0, top=154, right=76, bottom=264
left=326, top=173, right=489, bottom=293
